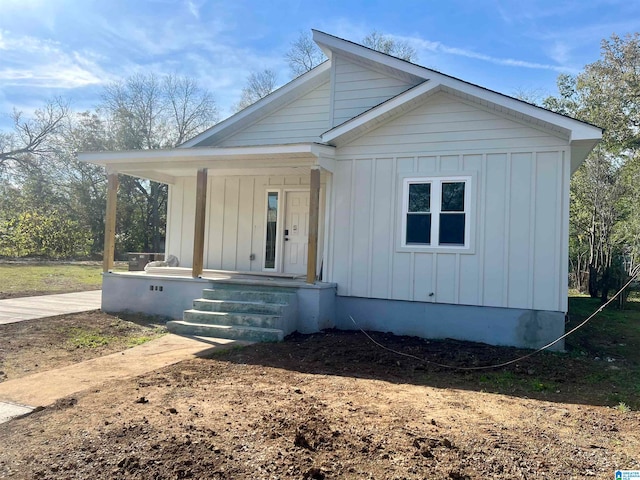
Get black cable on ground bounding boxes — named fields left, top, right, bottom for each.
left=350, top=265, right=640, bottom=371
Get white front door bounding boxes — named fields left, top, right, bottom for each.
left=283, top=191, right=309, bottom=275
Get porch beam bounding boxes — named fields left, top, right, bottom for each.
left=103, top=172, right=119, bottom=273
left=306, top=166, right=321, bottom=284
left=192, top=168, right=208, bottom=278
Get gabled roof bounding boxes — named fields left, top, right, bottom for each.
left=180, top=61, right=331, bottom=148
left=312, top=30, right=602, bottom=171
left=176, top=29, right=601, bottom=172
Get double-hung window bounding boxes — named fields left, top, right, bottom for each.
left=402, top=176, right=471, bottom=249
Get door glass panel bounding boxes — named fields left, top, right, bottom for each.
left=265, top=192, right=278, bottom=269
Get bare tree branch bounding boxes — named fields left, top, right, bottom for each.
left=362, top=31, right=417, bottom=62
left=285, top=31, right=326, bottom=77
left=233, top=69, right=278, bottom=112
left=0, top=98, right=69, bottom=172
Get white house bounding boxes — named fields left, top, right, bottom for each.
left=80, top=30, right=602, bottom=350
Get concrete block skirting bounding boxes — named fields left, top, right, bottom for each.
left=335, top=296, right=565, bottom=351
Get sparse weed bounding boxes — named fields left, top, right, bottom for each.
left=615, top=402, right=631, bottom=413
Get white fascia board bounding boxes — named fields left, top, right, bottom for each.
left=79, top=143, right=335, bottom=166
left=313, top=30, right=431, bottom=80
left=179, top=62, right=331, bottom=148
left=313, top=29, right=602, bottom=143
left=437, top=78, right=603, bottom=142
left=321, top=81, right=438, bottom=144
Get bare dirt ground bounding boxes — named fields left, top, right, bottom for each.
left=0, top=311, right=166, bottom=381
left=1, top=327, right=639, bottom=479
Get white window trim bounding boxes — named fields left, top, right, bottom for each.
left=398, top=174, right=474, bottom=253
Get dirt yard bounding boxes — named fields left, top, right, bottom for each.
left=0, top=311, right=166, bottom=381
left=1, top=326, right=639, bottom=479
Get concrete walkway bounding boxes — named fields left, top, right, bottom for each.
left=0, top=334, right=251, bottom=424
left=0, top=290, right=102, bottom=325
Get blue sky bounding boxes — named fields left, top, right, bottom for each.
left=0, top=0, right=638, bottom=129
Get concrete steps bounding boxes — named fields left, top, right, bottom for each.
left=183, top=309, right=282, bottom=329
left=166, top=283, right=298, bottom=342
left=166, top=321, right=284, bottom=342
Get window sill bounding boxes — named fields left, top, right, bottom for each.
left=396, top=245, right=476, bottom=255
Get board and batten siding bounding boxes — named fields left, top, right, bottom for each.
left=328, top=92, right=571, bottom=313
left=166, top=175, right=325, bottom=272
left=331, top=55, right=421, bottom=127
left=218, top=82, right=331, bottom=147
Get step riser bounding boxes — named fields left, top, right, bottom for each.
left=202, top=289, right=294, bottom=304
left=167, top=321, right=283, bottom=342
left=207, top=283, right=297, bottom=293
left=179, top=286, right=297, bottom=342
left=184, top=310, right=281, bottom=329
left=192, top=299, right=286, bottom=315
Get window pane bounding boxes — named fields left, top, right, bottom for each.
left=408, top=183, right=430, bottom=212
left=439, top=213, right=465, bottom=245
left=441, top=182, right=465, bottom=212
left=406, top=214, right=431, bottom=244
left=265, top=192, right=278, bottom=268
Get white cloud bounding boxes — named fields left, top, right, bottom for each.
left=0, top=30, right=109, bottom=89
left=405, top=36, right=579, bottom=74
left=549, top=41, right=571, bottom=65
left=186, top=0, right=201, bottom=19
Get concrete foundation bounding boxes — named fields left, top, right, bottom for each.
left=335, top=296, right=565, bottom=351
left=102, top=273, right=212, bottom=320
left=102, top=273, right=565, bottom=350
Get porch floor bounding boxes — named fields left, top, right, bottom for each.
left=116, top=267, right=333, bottom=289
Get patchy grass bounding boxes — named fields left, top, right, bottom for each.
left=470, top=295, right=640, bottom=407
left=67, top=329, right=116, bottom=348
left=0, top=311, right=167, bottom=381
left=0, top=261, right=127, bottom=298
left=126, top=334, right=164, bottom=347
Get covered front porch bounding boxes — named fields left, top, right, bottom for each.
left=79, top=143, right=339, bottom=340
left=79, top=142, right=337, bottom=283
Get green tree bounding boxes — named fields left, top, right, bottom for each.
left=546, top=34, right=640, bottom=299
left=0, top=210, right=91, bottom=258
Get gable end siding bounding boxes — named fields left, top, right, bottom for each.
left=332, top=55, right=422, bottom=127
left=218, top=82, right=331, bottom=147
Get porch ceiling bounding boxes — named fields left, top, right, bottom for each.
left=78, top=143, right=336, bottom=184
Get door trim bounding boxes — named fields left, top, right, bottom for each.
left=262, top=187, right=313, bottom=273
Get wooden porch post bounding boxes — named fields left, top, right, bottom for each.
left=192, top=168, right=208, bottom=278
left=306, top=166, right=321, bottom=284
left=103, top=172, right=119, bottom=273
